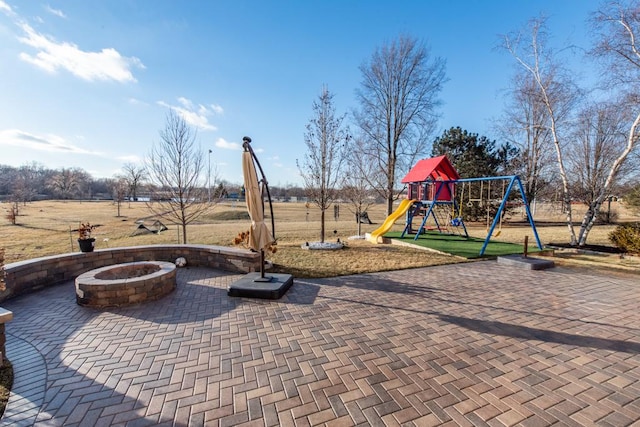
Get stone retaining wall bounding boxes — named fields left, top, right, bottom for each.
left=1, top=245, right=260, bottom=302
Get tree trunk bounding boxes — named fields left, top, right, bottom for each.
left=546, top=97, right=577, bottom=245
left=386, top=196, right=394, bottom=217
left=576, top=111, right=640, bottom=245
left=182, top=222, right=188, bottom=244
left=320, top=208, right=325, bottom=243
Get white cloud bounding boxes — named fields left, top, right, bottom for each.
left=215, top=138, right=241, bottom=150
left=128, top=97, right=148, bottom=106
left=157, top=97, right=222, bottom=131
left=0, top=1, right=14, bottom=16
left=16, top=22, right=144, bottom=82
left=0, top=128, right=100, bottom=154
left=45, top=5, right=66, bottom=18
left=117, top=154, right=143, bottom=163
left=210, top=104, right=224, bottom=114
left=177, top=97, right=192, bottom=109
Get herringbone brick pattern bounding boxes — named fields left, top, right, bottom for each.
left=2, top=263, right=639, bottom=426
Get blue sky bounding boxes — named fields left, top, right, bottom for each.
left=0, top=1, right=598, bottom=187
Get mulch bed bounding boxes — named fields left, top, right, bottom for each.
left=548, top=242, right=624, bottom=254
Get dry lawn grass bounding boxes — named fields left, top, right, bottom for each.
left=1, top=200, right=638, bottom=277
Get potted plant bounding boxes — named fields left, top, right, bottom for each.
left=77, top=222, right=96, bottom=253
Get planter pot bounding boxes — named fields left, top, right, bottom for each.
left=78, top=238, right=96, bottom=253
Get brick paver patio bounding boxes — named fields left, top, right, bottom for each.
left=2, top=262, right=639, bottom=426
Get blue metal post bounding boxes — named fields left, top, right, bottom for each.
left=401, top=202, right=421, bottom=238
left=515, top=176, right=543, bottom=251
left=480, top=176, right=517, bottom=256
left=415, top=180, right=446, bottom=240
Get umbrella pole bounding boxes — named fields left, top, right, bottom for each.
left=253, top=248, right=272, bottom=282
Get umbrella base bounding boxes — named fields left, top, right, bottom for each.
left=228, top=272, right=294, bottom=299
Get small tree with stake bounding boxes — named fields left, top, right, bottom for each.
left=297, top=86, right=349, bottom=243
left=145, top=111, right=218, bottom=244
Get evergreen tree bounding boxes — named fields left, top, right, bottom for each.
left=431, top=127, right=515, bottom=178
left=431, top=127, right=519, bottom=221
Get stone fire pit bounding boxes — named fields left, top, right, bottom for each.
left=75, top=261, right=176, bottom=307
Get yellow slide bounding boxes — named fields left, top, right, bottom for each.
left=368, top=199, right=416, bottom=244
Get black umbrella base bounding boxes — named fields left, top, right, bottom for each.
left=227, top=273, right=294, bottom=299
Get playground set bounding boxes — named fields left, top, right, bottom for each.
left=368, top=155, right=542, bottom=256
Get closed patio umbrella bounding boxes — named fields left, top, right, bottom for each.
left=228, top=136, right=293, bottom=298
left=242, top=137, right=274, bottom=280
left=243, top=151, right=274, bottom=252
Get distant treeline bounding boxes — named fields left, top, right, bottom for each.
left=0, top=163, right=361, bottom=203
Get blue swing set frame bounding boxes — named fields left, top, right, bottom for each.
left=401, top=175, right=542, bottom=256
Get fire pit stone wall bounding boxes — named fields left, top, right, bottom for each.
left=2, top=245, right=260, bottom=303
left=75, top=261, right=176, bottom=307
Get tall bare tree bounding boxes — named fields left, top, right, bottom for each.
left=569, top=101, right=629, bottom=209
left=497, top=70, right=556, bottom=208
left=355, top=35, right=446, bottom=216
left=297, top=87, right=350, bottom=243
left=576, top=1, right=640, bottom=244
left=122, top=163, right=147, bottom=201
left=146, top=111, right=215, bottom=244
left=503, top=17, right=581, bottom=244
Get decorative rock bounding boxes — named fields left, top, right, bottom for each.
left=301, top=242, right=345, bottom=250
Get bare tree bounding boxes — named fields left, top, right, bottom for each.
left=341, top=138, right=375, bottom=236
left=355, top=35, right=446, bottom=216
left=503, top=17, right=581, bottom=244
left=569, top=102, right=629, bottom=206
left=567, top=1, right=640, bottom=244
left=109, top=176, right=129, bottom=217
left=497, top=70, right=556, bottom=208
left=47, top=167, right=91, bottom=200
left=11, top=163, right=45, bottom=205
left=122, top=163, right=147, bottom=201
left=146, top=111, right=215, bottom=244
left=297, top=87, right=350, bottom=243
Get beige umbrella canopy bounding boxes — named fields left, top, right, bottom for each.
left=242, top=150, right=274, bottom=252
left=227, top=137, right=293, bottom=296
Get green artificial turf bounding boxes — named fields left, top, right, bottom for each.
left=384, top=231, right=538, bottom=259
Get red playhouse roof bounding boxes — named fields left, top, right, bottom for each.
left=401, top=155, right=460, bottom=183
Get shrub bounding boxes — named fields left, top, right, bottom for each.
left=609, top=222, right=640, bottom=254
left=4, top=205, right=17, bottom=225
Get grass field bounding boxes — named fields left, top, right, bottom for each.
left=1, top=199, right=638, bottom=277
